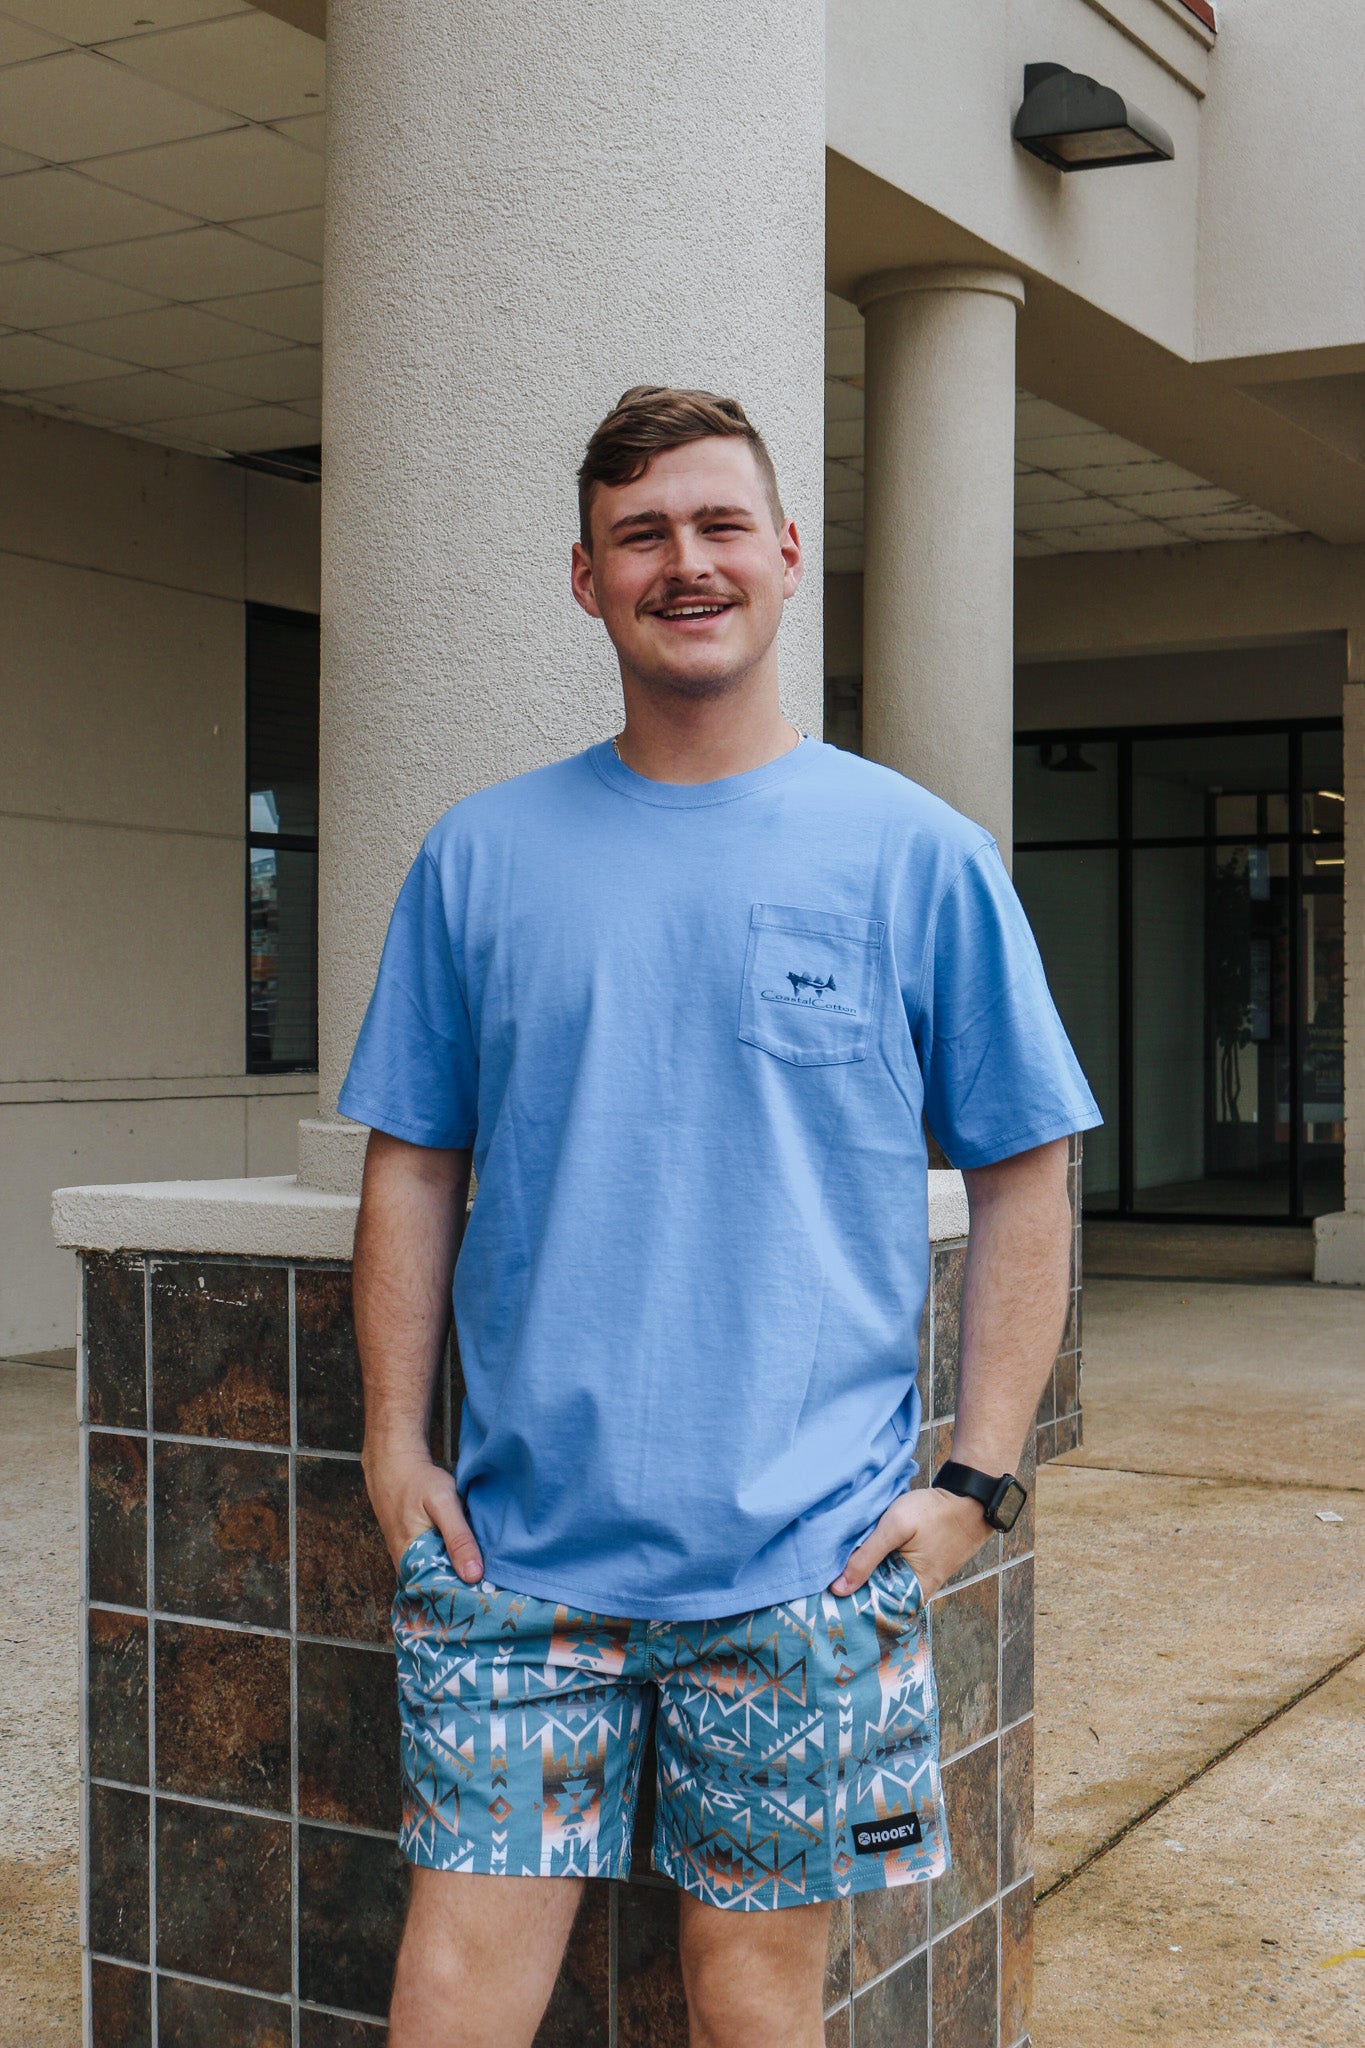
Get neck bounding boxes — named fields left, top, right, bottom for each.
left=613, top=670, right=799, bottom=785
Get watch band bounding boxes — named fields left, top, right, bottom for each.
left=932, top=1459, right=1028, bottom=1532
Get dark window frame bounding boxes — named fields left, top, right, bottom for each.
left=1015, top=715, right=1343, bottom=1227
left=245, top=600, right=320, bottom=1077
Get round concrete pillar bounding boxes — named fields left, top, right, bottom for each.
left=302, top=0, right=826, bottom=1189
left=856, top=266, right=1024, bottom=859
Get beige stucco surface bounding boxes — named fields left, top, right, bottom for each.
left=316, top=0, right=826, bottom=1138
left=829, top=0, right=1205, bottom=358
left=2, top=403, right=322, bottom=1350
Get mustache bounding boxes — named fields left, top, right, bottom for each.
left=641, top=586, right=742, bottom=613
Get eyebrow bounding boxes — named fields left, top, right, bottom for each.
left=608, top=503, right=756, bottom=535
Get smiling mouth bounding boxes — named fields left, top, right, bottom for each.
left=651, top=599, right=736, bottom=621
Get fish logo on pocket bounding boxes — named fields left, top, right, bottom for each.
left=762, top=968, right=858, bottom=1015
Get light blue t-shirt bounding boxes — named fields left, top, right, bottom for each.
left=340, top=738, right=1100, bottom=1620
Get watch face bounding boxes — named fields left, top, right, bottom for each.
left=990, top=1478, right=1028, bottom=1532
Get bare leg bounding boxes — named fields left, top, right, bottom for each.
left=678, top=1893, right=831, bottom=2048
left=389, top=1869, right=584, bottom=2048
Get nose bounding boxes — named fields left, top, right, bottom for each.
left=662, top=524, right=711, bottom=585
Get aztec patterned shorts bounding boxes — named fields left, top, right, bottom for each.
left=391, top=1529, right=949, bottom=1909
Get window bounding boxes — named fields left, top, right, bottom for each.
left=1014, top=720, right=1344, bottom=1224
left=246, top=604, right=319, bottom=1073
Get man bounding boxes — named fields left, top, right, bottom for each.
left=342, top=385, right=1100, bottom=2046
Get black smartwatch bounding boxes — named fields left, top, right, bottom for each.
left=933, top=1460, right=1028, bottom=1532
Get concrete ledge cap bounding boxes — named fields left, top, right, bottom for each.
left=53, top=1167, right=968, bottom=1260
left=52, top=1176, right=358, bottom=1260
left=1312, top=1210, right=1365, bottom=1287
left=928, top=1169, right=969, bottom=1243
left=855, top=266, right=1026, bottom=313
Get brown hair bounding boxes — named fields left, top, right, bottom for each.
left=577, top=385, right=784, bottom=550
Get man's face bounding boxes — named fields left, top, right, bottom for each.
left=571, top=438, right=802, bottom=698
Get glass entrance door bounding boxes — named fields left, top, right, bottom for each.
left=1014, top=719, right=1345, bottom=1224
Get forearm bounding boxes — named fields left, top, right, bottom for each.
left=951, top=1137, right=1072, bottom=1474
left=353, top=1131, right=471, bottom=1458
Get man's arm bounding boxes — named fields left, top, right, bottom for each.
left=831, top=1135, right=1072, bottom=1597
left=353, top=1128, right=485, bottom=1582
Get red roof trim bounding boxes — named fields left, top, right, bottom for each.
left=1177, top=0, right=1216, bottom=28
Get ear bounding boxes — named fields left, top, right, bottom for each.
left=570, top=539, right=604, bottom=619
left=780, top=518, right=803, bottom=601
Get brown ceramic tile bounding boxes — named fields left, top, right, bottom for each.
left=1000, top=1559, right=1034, bottom=1727
left=1034, top=1419, right=1058, bottom=1467
left=298, top=1823, right=409, bottom=2017
left=1001, top=1433, right=1036, bottom=1566
left=1055, top=1345, right=1078, bottom=1420
left=298, top=1641, right=401, bottom=1831
left=849, top=1947, right=927, bottom=2048
left=88, top=1783, right=149, bottom=1962
left=616, top=1881, right=689, bottom=2048
left=296, top=1265, right=364, bottom=1453
left=156, top=1802, right=291, bottom=1993
left=910, top=1427, right=933, bottom=1492
left=1000, top=1879, right=1033, bottom=2048
left=157, top=1976, right=291, bottom=2046
left=296, top=1454, right=395, bottom=1644
left=931, top=1740, right=997, bottom=1932
left=151, top=1261, right=288, bottom=1443
left=931, top=1574, right=998, bottom=1762
left=535, top=1881, right=610, bottom=2047
left=88, top=1608, right=148, bottom=1784
left=941, top=1522, right=999, bottom=1592
left=851, top=1881, right=927, bottom=1989
left=629, top=1724, right=659, bottom=1873
left=1063, top=1280, right=1079, bottom=1354
left=924, top=1121, right=953, bottom=1171
left=154, top=1442, right=289, bottom=1629
left=155, top=1622, right=291, bottom=1809
left=915, top=1298, right=931, bottom=1424
left=90, top=1958, right=151, bottom=2047
left=824, top=2009, right=850, bottom=2048
left=299, top=2017, right=388, bottom=2047
left=930, top=1245, right=964, bottom=1422
left=931, top=1902, right=997, bottom=2048
left=85, top=1256, right=146, bottom=1429
left=88, top=1431, right=147, bottom=1608
left=1057, top=1411, right=1081, bottom=1455
left=823, top=1895, right=851, bottom=2008
left=1000, top=1717, right=1034, bottom=1897
left=1034, top=1367, right=1056, bottom=1428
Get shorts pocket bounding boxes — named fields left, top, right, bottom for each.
left=395, top=1526, right=441, bottom=1585
left=876, top=1548, right=926, bottom=1620
left=738, top=903, right=885, bottom=1067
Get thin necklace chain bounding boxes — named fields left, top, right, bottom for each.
left=611, top=724, right=803, bottom=762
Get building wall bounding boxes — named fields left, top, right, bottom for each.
left=0, top=406, right=321, bottom=1354
left=1015, top=639, right=1347, bottom=729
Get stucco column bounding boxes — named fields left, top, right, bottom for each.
left=856, top=266, right=1024, bottom=860
left=1314, top=666, right=1365, bottom=1281
left=299, top=0, right=826, bottom=1191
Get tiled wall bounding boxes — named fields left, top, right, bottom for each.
left=80, top=1141, right=1079, bottom=2045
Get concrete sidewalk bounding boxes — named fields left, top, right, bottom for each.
left=0, top=1357, right=79, bottom=2048
left=1032, top=1276, right=1365, bottom=2047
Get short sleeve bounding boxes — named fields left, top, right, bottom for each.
left=338, top=845, right=479, bottom=1148
left=915, top=842, right=1101, bottom=1170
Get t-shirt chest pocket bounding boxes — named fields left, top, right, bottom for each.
left=738, top=903, right=886, bottom=1067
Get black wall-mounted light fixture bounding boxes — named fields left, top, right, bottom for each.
left=1013, top=62, right=1174, bottom=171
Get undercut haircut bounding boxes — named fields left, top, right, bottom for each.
left=577, top=385, right=784, bottom=550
